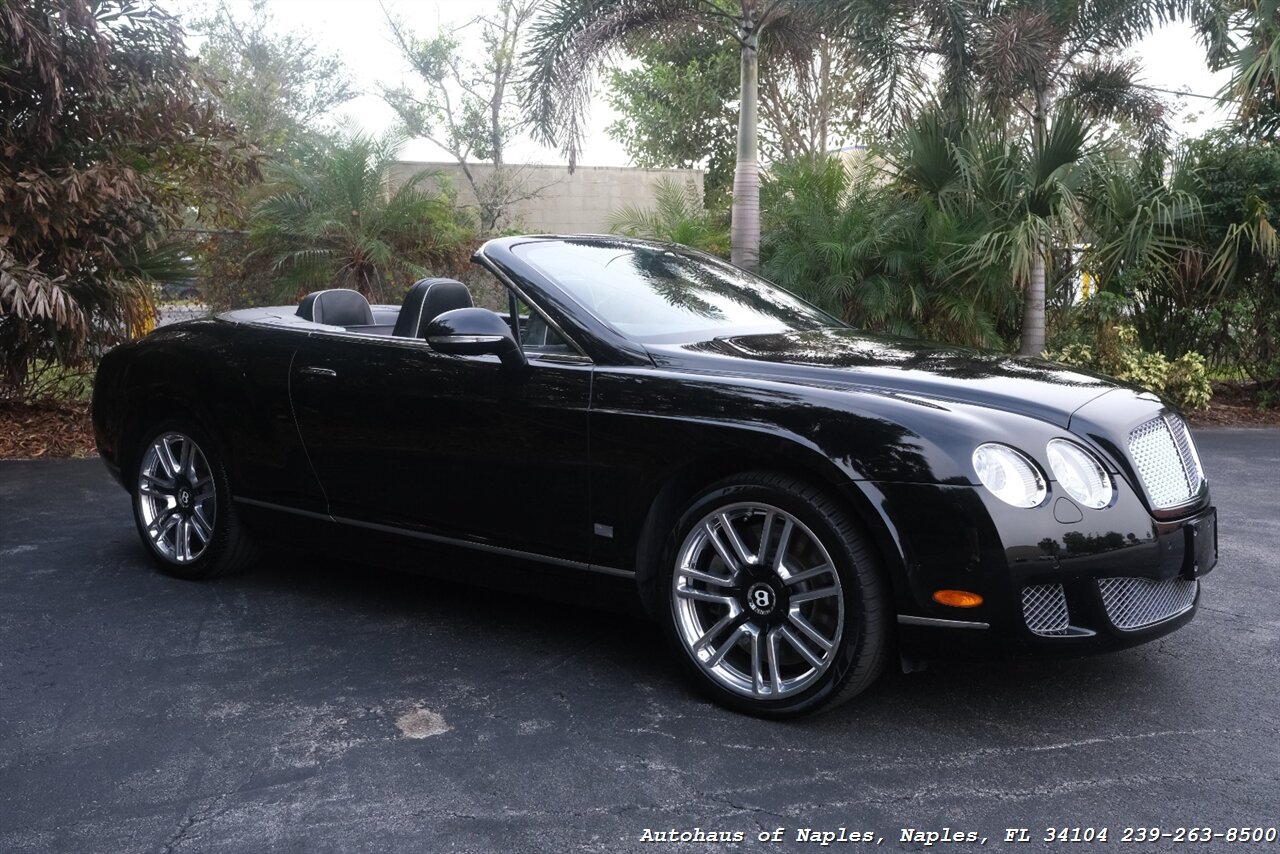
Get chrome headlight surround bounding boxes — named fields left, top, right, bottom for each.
left=972, top=443, right=1047, bottom=508
left=1046, top=439, right=1113, bottom=509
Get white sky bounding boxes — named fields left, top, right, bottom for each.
left=170, top=0, right=1237, bottom=167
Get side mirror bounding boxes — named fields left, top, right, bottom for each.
left=423, top=307, right=528, bottom=370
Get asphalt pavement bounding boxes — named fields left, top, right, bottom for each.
left=1, top=428, right=1278, bottom=853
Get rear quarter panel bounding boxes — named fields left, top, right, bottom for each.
left=94, top=319, right=325, bottom=513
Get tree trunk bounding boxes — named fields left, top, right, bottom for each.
left=1020, top=253, right=1046, bottom=356
left=490, top=10, right=506, bottom=169
left=730, top=25, right=760, bottom=270
left=1019, top=84, right=1050, bottom=357
left=817, top=37, right=830, bottom=155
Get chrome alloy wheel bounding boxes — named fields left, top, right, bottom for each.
left=137, top=432, right=216, bottom=564
left=671, top=502, right=845, bottom=699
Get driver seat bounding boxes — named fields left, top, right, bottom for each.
left=393, top=278, right=473, bottom=338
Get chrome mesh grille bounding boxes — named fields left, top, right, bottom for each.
left=1022, top=584, right=1070, bottom=636
left=1128, top=415, right=1205, bottom=509
left=1167, top=415, right=1205, bottom=490
left=1098, top=576, right=1198, bottom=630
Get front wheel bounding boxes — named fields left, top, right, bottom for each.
left=660, top=472, right=889, bottom=718
left=132, top=421, right=256, bottom=579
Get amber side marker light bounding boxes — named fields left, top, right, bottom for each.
left=932, top=589, right=984, bottom=608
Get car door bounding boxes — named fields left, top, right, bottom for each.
left=289, top=329, right=594, bottom=565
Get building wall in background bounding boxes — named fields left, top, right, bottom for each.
left=389, top=162, right=705, bottom=234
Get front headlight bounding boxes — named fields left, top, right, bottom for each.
left=972, top=443, right=1047, bottom=508
left=1046, top=439, right=1113, bottom=509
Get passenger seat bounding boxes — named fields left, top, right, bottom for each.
left=393, top=278, right=474, bottom=338
left=296, top=289, right=375, bottom=326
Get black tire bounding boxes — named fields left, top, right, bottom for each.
left=659, top=471, right=889, bottom=718
left=131, top=420, right=257, bottom=580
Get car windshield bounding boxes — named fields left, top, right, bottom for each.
left=513, top=239, right=845, bottom=343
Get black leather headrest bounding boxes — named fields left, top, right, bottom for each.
left=393, top=278, right=474, bottom=338
left=296, top=289, right=375, bottom=326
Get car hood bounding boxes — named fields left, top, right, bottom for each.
left=645, top=328, right=1119, bottom=428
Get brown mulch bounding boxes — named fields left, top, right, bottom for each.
left=0, top=380, right=1274, bottom=462
left=0, top=400, right=98, bottom=460
left=1185, top=381, right=1280, bottom=428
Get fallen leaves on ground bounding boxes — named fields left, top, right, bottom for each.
left=0, top=400, right=97, bottom=460
left=1186, top=382, right=1280, bottom=428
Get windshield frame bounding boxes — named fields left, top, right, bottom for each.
left=509, top=238, right=849, bottom=346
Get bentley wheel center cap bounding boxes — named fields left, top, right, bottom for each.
left=746, top=582, right=777, bottom=616
left=177, top=488, right=192, bottom=510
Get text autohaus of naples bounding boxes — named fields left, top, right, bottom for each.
left=635, top=826, right=985, bottom=844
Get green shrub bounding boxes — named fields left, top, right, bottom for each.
left=1044, top=325, right=1212, bottom=410
left=1165, top=352, right=1214, bottom=411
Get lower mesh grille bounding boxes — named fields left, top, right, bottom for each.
left=1098, top=576, right=1198, bottom=630
left=1022, top=584, right=1070, bottom=636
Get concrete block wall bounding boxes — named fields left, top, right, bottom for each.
left=389, top=161, right=705, bottom=234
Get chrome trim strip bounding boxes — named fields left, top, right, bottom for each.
left=897, top=615, right=990, bottom=630
left=236, top=497, right=333, bottom=521
left=427, top=334, right=504, bottom=345
left=233, top=497, right=634, bottom=578
left=529, top=351, right=593, bottom=366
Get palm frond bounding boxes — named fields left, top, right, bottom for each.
left=1069, top=57, right=1170, bottom=154
left=1209, top=191, right=1280, bottom=284
left=249, top=129, right=475, bottom=300
left=608, top=176, right=729, bottom=255
left=523, top=0, right=706, bottom=168
left=1080, top=157, right=1203, bottom=290
left=1066, top=0, right=1187, bottom=58
left=973, top=8, right=1061, bottom=116
left=113, top=238, right=195, bottom=285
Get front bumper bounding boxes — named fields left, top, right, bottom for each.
left=861, top=479, right=1217, bottom=657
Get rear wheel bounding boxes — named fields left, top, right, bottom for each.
left=132, top=421, right=256, bottom=579
left=660, top=472, right=888, bottom=717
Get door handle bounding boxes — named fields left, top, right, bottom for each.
left=300, top=366, right=338, bottom=378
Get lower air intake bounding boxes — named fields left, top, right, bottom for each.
left=1097, top=576, right=1199, bottom=631
left=1022, top=584, right=1070, bottom=636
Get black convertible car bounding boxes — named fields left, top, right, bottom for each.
left=92, top=235, right=1217, bottom=717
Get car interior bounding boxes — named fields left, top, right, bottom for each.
left=293, top=279, right=575, bottom=355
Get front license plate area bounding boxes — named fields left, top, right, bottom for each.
left=1182, top=508, right=1217, bottom=579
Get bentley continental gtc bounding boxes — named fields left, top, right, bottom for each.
left=92, top=235, right=1218, bottom=717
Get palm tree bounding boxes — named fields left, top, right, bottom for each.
left=607, top=177, right=730, bottom=256
left=842, top=0, right=1230, bottom=355
left=949, top=106, right=1092, bottom=341
left=1223, top=0, right=1280, bottom=139
left=250, top=132, right=474, bottom=302
left=1079, top=154, right=1203, bottom=294
left=759, top=144, right=1027, bottom=347
left=524, top=0, right=832, bottom=270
